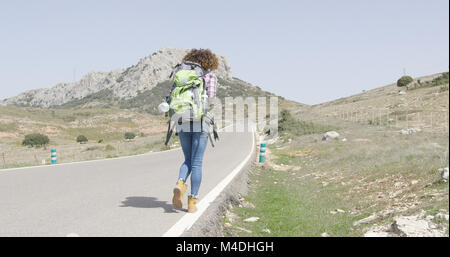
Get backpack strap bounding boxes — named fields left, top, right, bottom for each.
left=164, top=119, right=175, bottom=146
left=184, top=61, right=203, bottom=69
left=167, top=63, right=183, bottom=105
left=183, top=62, right=205, bottom=76
left=169, top=63, right=182, bottom=79
left=208, top=131, right=215, bottom=147
left=203, top=113, right=219, bottom=147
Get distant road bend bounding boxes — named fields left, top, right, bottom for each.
left=0, top=127, right=254, bottom=236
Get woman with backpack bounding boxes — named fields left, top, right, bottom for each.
left=169, top=49, right=219, bottom=213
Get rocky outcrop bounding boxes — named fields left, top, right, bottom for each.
left=364, top=211, right=448, bottom=237
left=1, top=48, right=232, bottom=108
left=2, top=70, right=123, bottom=108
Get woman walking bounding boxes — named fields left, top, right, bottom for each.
left=170, top=49, right=219, bottom=213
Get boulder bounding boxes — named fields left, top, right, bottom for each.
left=439, top=167, right=449, bottom=181
left=365, top=213, right=448, bottom=237
left=400, top=128, right=421, bottom=135
left=395, top=215, right=445, bottom=237
left=435, top=213, right=449, bottom=221
left=322, top=131, right=340, bottom=141
left=235, top=226, right=252, bottom=233
left=336, top=209, right=346, bottom=213
left=244, top=217, right=260, bottom=222
left=353, top=214, right=377, bottom=226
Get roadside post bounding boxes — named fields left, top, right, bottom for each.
left=51, top=148, right=57, bottom=164
left=259, top=143, right=266, bottom=163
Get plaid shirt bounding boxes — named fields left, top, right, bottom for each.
left=203, top=72, right=217, bottom=98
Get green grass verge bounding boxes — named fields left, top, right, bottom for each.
left=228, top=167, right=361, bottom=237
left=224, top=119, right=448, bottom=236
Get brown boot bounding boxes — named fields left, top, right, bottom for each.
left=172, top=179, right=187, bottom=209
left=188, top=196, right=198, bottom=213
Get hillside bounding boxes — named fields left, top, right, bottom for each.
left=55, top=76, right=280, bottom=114
left=222, top=72, right=449, bottom=237
left=298, top=72, right=449, bottom=133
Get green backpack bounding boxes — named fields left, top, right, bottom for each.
left=164, top=61, right=219, bottom=146
left=168, top=61, right=207, bottom=121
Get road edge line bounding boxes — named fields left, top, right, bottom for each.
left=162, top=126, right=256, bottom=237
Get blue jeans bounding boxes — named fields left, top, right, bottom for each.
left=178, top=131, right=208, bottom=198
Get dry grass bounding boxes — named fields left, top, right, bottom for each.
left=304, top=72, right=449, bottom=133
left=224, top=73, right=449, bottom=237
left=0, top=106, right=167, bottom=168
left=225, top=114, right=448, bottom=236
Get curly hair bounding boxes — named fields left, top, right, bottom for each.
left=182, top=48, right=219, bottom=71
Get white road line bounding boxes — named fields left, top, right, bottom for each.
left=163, top=126, right=256, bottom=237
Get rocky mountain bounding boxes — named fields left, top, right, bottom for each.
left=55, top=76, right=277, bottom=114
left=1, top=48, right=233, bottom=108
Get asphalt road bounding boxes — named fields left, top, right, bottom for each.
left=0, top=130, right=253, bottom=236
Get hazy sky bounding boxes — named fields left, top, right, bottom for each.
left=0, top=0, right=448, bottom=104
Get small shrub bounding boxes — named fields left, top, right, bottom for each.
left=98, top=139, right=104, bottom=143
left=407, top=72, right=449, bottom=90
left=278, top=110, right=294, bottom=132
left=76, top=135, right=88, bottom=144
left=124, top=132, right=136, bottom=140
left=105, top=144, right=115, bottom=151
left=430, top=72, right=449, bottom=87
left=278, top=110, right=335, bottom=136
left=0, top=122, right=18, bottom=132
left=85, top=146, right=101, bottom=151
left=22, top=133, right=49, bottom=147
left=439, top=85, right=449, bottom=92
left=397, top=76, right=413, bottom=87
left=62, top=115, right=76, bottom=122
